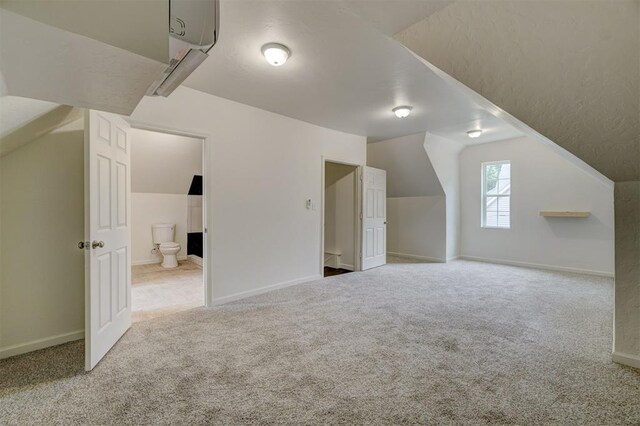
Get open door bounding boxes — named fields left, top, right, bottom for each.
left=361, top=166, right=386, bottom=270
left=84, top=110, right=132, bottom=371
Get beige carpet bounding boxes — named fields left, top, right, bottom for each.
left=1, top=260, right=639, bottom=424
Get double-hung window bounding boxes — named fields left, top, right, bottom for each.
left=482, top=161, right=511, bottom=228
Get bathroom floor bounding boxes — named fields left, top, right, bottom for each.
left=132, top=259, right=203, bottom=322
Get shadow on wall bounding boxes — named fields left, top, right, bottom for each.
left=543, top=215, right=614, bottom=241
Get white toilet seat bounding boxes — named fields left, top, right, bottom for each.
left=160, top=242, right=180, bottom=249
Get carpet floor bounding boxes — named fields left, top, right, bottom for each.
left=1, top=260, right=639, bottom=424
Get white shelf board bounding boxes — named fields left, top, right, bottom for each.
left=539, top=211, right=591, bottom=218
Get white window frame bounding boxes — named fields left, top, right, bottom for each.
left=481, top=160, right=511, bottom=229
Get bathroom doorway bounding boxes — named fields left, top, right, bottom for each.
left=129, top=127, right=205, bottom=322
left=322, top=160, right=360, bottom=277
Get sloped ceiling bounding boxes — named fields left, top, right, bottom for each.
left=394, top=0, right=639, bottom=182
left=0, top=0, right=168, bottom=63
left=367, top=133, right=443, bottom=197
left=0, top=8, right=166, bottom=115
left=0, top=0, right=524, bottom=145
left=0, top=104, right=83, bottom=158
left=337, top=1, right=451, bottom=36
left=183, top=0, right=523, bottom=144
left=131, top=128, right=203, bottom=194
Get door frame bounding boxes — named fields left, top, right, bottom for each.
left=320, top=156, right=363, bottom=277
left=127, top=120, right=212, bottom=308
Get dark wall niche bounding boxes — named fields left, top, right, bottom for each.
left=188, top=232, right=203, bottom=258
left=188, top=175, right=203, bottom=195
left=188, top=174, right=204, bottom=258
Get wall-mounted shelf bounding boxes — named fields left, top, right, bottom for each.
left=540, top=211, right=591, bottom=218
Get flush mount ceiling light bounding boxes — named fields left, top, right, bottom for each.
left=261, top=43, right=290, bottom=66
left=467, top=129, right=483, bottom=138
left=392, top=106, right=412, bottom=118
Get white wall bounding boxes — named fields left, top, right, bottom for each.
left=130, top=87, right=366, bottom=303
left=387, top=196, right=446, bottom=261
left=367, top=133, right=447, bottom=261
left=424, top=133, right=464, bottom=260
left=132, top=193, right=188, bottom=265
left=324, top=162, right=356, bottom=269
left=188, top=195, right=203, bottom=233
left=460, top=136, right=615, bottom=275
left=1, top=118, right=84, bottom=356
left=131, top=128, right=202, bottom=194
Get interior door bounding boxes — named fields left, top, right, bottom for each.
left=84, top=110, right=132, bottom=371
left=361, top=166, right=386, bottom=270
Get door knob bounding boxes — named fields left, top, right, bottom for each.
left=92, top=240, right=105, bottom=249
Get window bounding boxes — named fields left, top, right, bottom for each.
left=482, top=161, right=511, bottom=228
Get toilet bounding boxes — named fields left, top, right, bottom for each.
left=152, top=223, right=181, bottom=268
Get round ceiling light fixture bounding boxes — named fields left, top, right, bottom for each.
left=261, top=43, right=290, bottom=66
left=392, top=106, right=412, bottom=119
left=467, top=129, right=483, bottom=138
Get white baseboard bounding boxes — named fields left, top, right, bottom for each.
left=459, top=255, right=614, bottom=278
left=188, top=255, right=203, bottom=266
left=612, top=352, right=640, bottom=369
left=132, top=255, right=188, bottom=266
left=388, top=251, right=445, bottom=263
left=210, top=274, right=322, bottom=306
left=0, top=329, right=84, bottom=360
left=447, top=256, right=460, bottom=261
left=339, top=263, right=354, bottom=271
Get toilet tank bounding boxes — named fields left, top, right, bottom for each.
left=152, top=223, right=175, bottom=244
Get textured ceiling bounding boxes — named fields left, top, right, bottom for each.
left=0, top=0, right=168, bottom=63
left=336, top=0, right=451, bottom=36
left=0, top=9, right=165, bottom=115
left=395, top=0, right=639, bottom=182
left=183, top=0, right=522, bottom=144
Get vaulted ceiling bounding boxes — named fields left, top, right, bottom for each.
left=6, top=0, right=630, bottom=172
left=183, top=0, right=523, bottom=144
left=1, top=0, right=523, bottom=147
left=394, top=0, right=639, bottom=182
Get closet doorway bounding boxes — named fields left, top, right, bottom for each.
left=322, top=160, right=360, bottom=277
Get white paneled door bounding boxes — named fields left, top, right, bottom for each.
left=361, top=166, right=386, bottom=270
left=84, top=110, right=132, bottom=371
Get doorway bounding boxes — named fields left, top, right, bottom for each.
left=129, top=127, right=205, bottom=322
left=322, top=160, right=359, bottom=277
